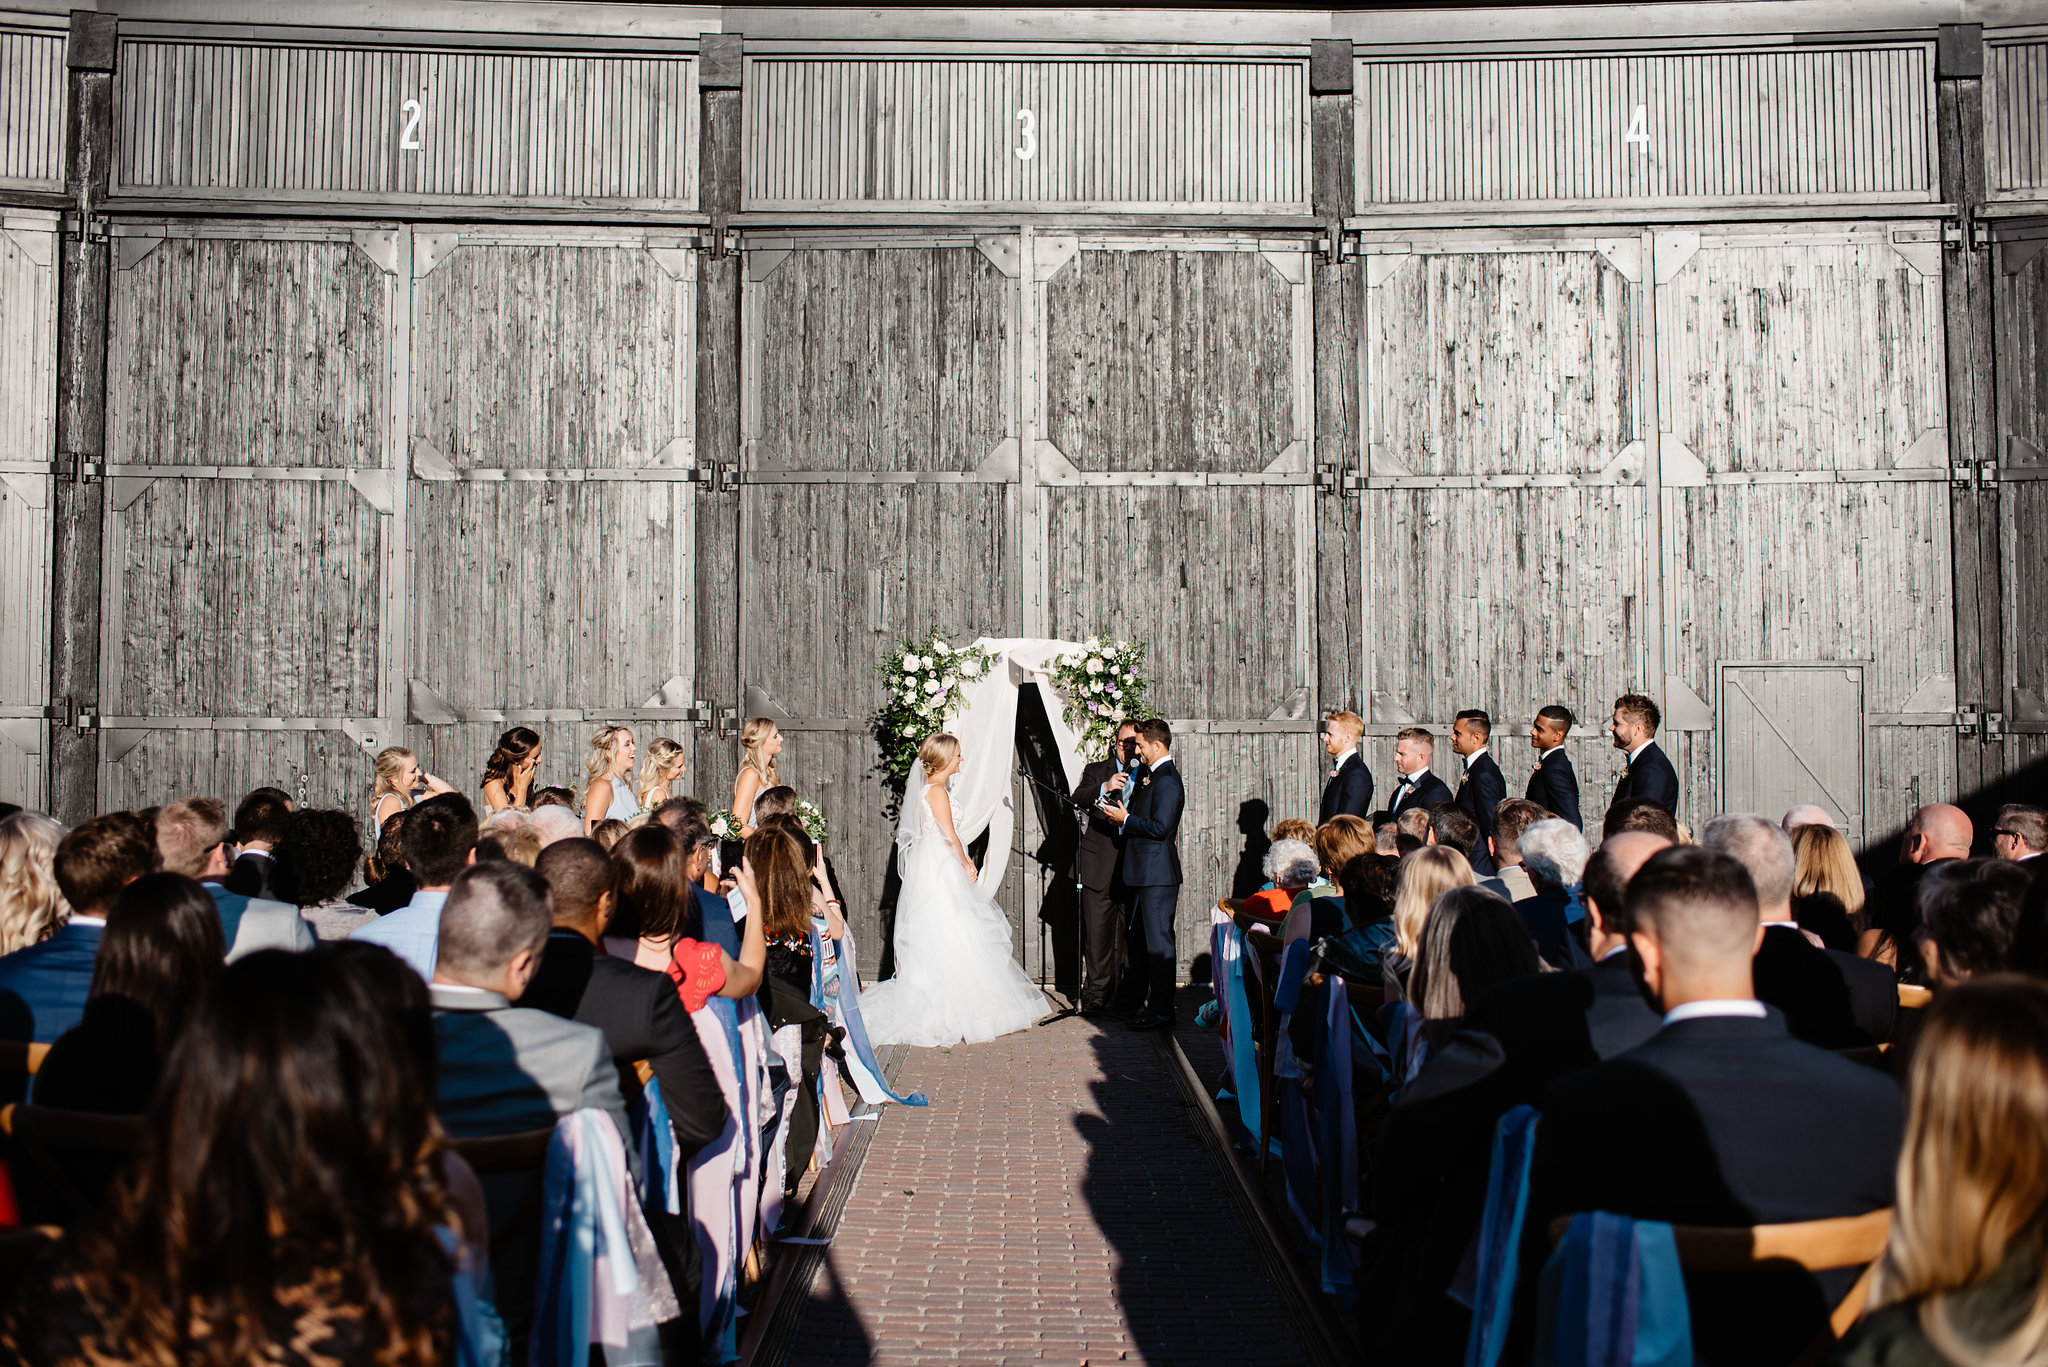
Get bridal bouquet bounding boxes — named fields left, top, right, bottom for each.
left=707, top=809, right=742, bottom=841
left=873, top=630, right=999, bottom=780
left=796, top=797, right=830, bottom=843
left=1050, top=636, right=1151, bottom=759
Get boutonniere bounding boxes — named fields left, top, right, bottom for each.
left=1141, top=777, right=1152, bottom=787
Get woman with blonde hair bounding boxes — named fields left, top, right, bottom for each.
left=479, top=726, right=542, bottom=815
left=732, top=719, right=783, bottom=836
left=1385, top=844, right=1476, bottom=1001
left=581, top=724, right=638, bottom=836
left=1838, top=975, right=2048, bottom=1367
left=369, top=747, right=453, bottom=839
left=1283, top=815, right=1378, bottom=946
left=0, top=812, right=70, bottom=955
left=1791, top=821, right=1866, bottom=954
left=636, top=736, right=687, bottom=812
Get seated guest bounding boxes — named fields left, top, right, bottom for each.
left=157, top=797, right=246, bottom=941
left=529, top=803, right=583, bottom=849
left=1408, top=886, right=1542, bottom=1043
left=476, top=813, right=543, bottom=869
left=1395, top=807, right=1433, bottom=847
left=1575, top=830, right=1671, bottom=1058
left=346, top=811, right=416, bottom=915
left=1704, top=813, right=1894, bottom=1048
left=1240, top=838, right=1317, bottom=922
left=1526, top=847, right=1903, bottom=1366
left=1916, top=859, right=2033, bottom=987
left=273, top=809, right=370, bottom=942
left=1836, top=976, right=2048, bottom=1367
left=1602, top=795, right=1682, bottom=843
left=1516, top=818, right=1589, bottom=965
left=754, top=788, right=855, bottom=909
left=746, top=824, right=845, bottom=1197
left=222, top=786, right=293, bottom=901
left=610, top=824, right=766, bottom=1005
left=527, top=838, right=726, bottom=1158
left=1374, top=820, right=1402, bottom=853
left=1270, top=817, right=1317, bottom=847
left=1387, top=845, right=1476, bottom=1001
left=1284, top=816, right=1374, bottom=945
left=0, top=811, right=71, bottom=956
left=1993, top=802, right=2048, bottom=863
left=350, top=793, right=479, bottom=981
left=1323, top=854, right=1398, bottom=981
left=651, top=806, right=750, bottom=962
left=1788, top=820, right=1863, bottom=953
left=1427, top=806, right=1482, bottom=866
left=531, top=784, right=577, bottom=810
left=1864, top=803, right=1973, bottom=980
left=2, top=948, right=468, bottom=1362
left=1483, top=799, right=1552, bottom=902
left=0, top=812, right=158, bottom=1043
left=590, top=818, right=629, bottom=852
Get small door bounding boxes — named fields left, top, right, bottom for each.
left=1719, top=664, right=1865, bottom=842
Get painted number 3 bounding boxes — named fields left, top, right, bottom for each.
left=1015, top=108, right=1036, bottom=161
left=400, top=98, right=423, bottom=151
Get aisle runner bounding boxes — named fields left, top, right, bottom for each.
left=784, top=1017, right=1313, bottom=1367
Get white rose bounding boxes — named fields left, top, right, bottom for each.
left=943, top=675, right=956, bottom=690
left=1087, top=635, right=1100, bottom=647
left=935, top=642, right=951, bottom=655
left=903, top=656, right=919, bottom=674
left=925, top=678, right=942, bottom=695
left=902, top=724, right=916, bottom=736
left=1086, top=657, right=1102, bottom=674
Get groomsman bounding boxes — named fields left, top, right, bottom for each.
left=1101, top=718, right=1184, bottom=1033
left=1451, top=711, right=1507, bottom=876
left=1525, top=705, right=1584, bottom=830
left=1607, top=693, right=1680, bottom=819
left=1318, top=710, right=1374, bottom=824
left=1073, top=721, right=1139, bottom=1017
left=1384, top=727, right=1452, bottom=819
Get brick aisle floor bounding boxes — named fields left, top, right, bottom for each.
left=783, top=1011, right=1313, bottom=1367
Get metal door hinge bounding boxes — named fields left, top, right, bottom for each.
left=688, top=462, right=741, bottom=493
left=1952, top=460, right=2000, bottom=488
left=1984, top=711, right=2006, bottom=742
left=1315, top=465, right=1362, bottom=497
left=1956, top=705, right=1980, bottom=736
left=1957, top=705, right=2005, bottom=742
left=44, top=700, right=98, bottom=730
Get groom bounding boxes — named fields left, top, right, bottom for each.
left=1101, top=717, right=1183, bottom=1033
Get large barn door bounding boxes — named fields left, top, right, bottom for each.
left=0, top=212, right=56, bottom=808
left=1357, top=230, right=1652, bottom=820
left=96, top=222, right=398, bottom=811
left=401, top=228, right=704, bottom=797
left=1035, top=233, right=1323, bottom=977
left=1992, top=221, right=2048, bottom=777
left=736, top=237, right=1019, bottom=962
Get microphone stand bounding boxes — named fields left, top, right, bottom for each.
left=1017, top=769, right=1090, bottom=1025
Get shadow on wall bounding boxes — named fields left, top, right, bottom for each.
left=1857, top=750, right=2048, bottom=877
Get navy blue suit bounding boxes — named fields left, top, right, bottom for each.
left=1611, top=740, right=1680, bottom=817
left=1456, top=751, right=1508, bottom=875
left=1385, top=768, right=1453, bottom=821
left=1524, top=749, right=1583, bottom=829
left=0, top=922, right=102, bottom=1044
left=1117, top=758, right=1184, bottom=1018
left=1318, top=752, right=1374, bottom=825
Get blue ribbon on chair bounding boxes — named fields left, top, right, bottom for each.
left=1215, top=921, right=1266, bottom=1143
left=1464, top=1105, right=1542, bottom=1367
left=1318, top=973, right=1360, bottom=1303
left=809, top=925, right=928, bottom=1107
left=629, top=1080, right=681, bottom=1217
left=1534, top=1213, right=1691, bottom=1367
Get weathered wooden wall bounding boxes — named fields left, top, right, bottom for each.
left=1986, top=37, right=2048, bottom=204
left=1995, top=228, right=2048, bottom=772
left=0, top=26, right=65, bottom=192
left=0, top=215, right=55, bottom=805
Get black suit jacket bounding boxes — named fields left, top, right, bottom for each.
left=522, top=932, right=727, bottom=1160
left=1524, top=750, right=1583, bottom=829
left=1528, top=1012, right=1902, bottom=1366
left=1117, top=760, right=1184, bottom=888
left=223, top=850, right=279, bottom=901
left=1385, top=769, right=1453, bottom=821
left=1319, top=752, right=1375, bottom=825
left=1753, top=924, right=1892, bottom=1049
left=1454, top=752, right=1508, bottom=837
left=1073, top=757, right=1130, bottom=892
left=1610, top=741, right=1680, bottom=816
left=1577, top=952, right=1662, bottom=1059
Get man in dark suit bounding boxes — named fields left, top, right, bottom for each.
left=1703, top=814, right=1895, bottom=1047
left=1605, top=693, right=1679, bottom=820
left=1101, top=718, right=1184, bottom=1032
left=1525, top=846, right=1903, bottom=1366
left=0, top=812, right=158, bottom=1045
left=1383, top=727, right=1453, bottom=821
left=1451, top=711, right=1507, bottom=876
left=1318, top=709, right=1374, bottom=824
left=1524, top=705, right=1583, bottom=829
left=222, top=785, right=293, bottom=901
left=1575, top=830, right=1672, bottom=1058
left=1073, top=721, right=1139, bottom=1016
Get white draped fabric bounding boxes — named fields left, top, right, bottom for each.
left=932, top=637, right=1091, bottom=896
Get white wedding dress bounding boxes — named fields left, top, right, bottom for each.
left=859, top=779, right=1048, bottom=1048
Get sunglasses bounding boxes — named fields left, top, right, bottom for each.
left=1995, top=828, right=2021, bottom=839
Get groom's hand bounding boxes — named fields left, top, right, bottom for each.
left=1102, top=803, right=1128, bottom=824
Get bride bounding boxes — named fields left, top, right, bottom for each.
left=860, top=733, right=1048, bottom=1048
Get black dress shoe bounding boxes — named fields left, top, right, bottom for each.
left=1078, top=1004, right=1111, bottom=1019
left=1129, top=1013, right=1176, bottom=1032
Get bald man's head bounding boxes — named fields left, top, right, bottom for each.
left=1581, top=830, right=1675, bottom=951
left=1909, top=804, right=1973, bottom=863
left=1781, top=805, right=1835, bottom=834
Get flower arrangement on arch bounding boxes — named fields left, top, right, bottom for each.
left=1048, top=636, right=1152, bottom=760
left=872, top=630, right=1000, bottom=781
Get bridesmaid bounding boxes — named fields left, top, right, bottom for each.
left=582, top=725, right=639, bottom=837
left=479, top=727, right=542, bottom=816
left=369, top=746, right=453, bottom=838
left=732, top=719, right=783, bottom=837
left=636, top=736, right=688, bottom=813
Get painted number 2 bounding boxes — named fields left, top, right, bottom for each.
left=400, top=98, right=423, bottom=151
left=1623, top=104, right=1650, bottom=150
left=1015, top=108, right=1036, bottom=161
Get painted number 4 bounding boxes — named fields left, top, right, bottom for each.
left=400, top=98, right=423, bottom=151
left=1015, top=108, right=1036, bottom=161
left=1624, top=104, right=1650, bottom=151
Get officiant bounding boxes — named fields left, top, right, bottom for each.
left=1073, top=719, right=1141, bottom=1018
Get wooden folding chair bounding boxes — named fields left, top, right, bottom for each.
left=0, top=1040, right=50, bottom=1076
left=1548, top=1207, right=1892, bottom=1367
left=448, top=1127, right=557, bottom=1260
left=1243, top=929, right=1285, bottom=1172
left=1896, top=983, right=1932, bottom=1010
left=0, top=1103, right=145, bottom=1220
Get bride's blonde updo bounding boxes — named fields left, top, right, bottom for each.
left=918, top=734, right=960, bottom=779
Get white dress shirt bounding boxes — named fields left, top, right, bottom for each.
left=1661, top=999, right=1767, bottom=1026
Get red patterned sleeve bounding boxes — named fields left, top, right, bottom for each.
left=664, top=937, right=727, bottom=1014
